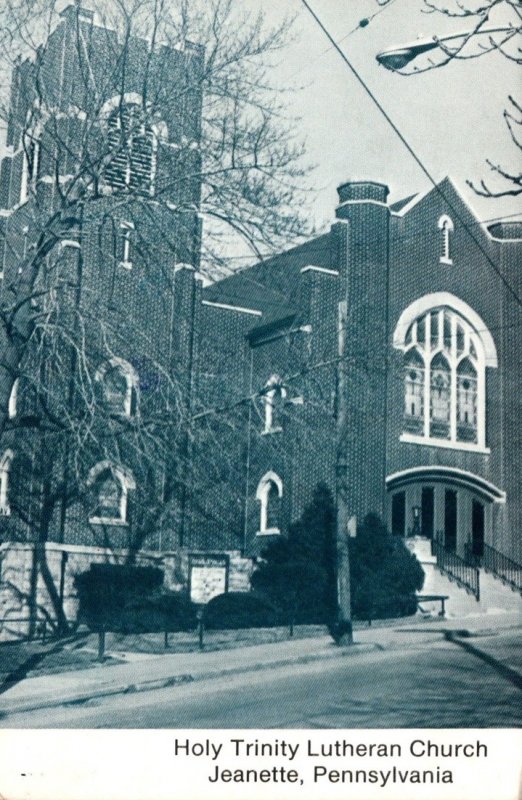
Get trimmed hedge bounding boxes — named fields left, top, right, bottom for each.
left=119, top=593, right=198, bottom=633
left=203, top=591, right=280, bottom=630
left=75, top=564, right=164, bottom=632
left=75, top=564, right=198, bottom=633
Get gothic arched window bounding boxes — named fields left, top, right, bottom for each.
left=0, top=450, right=13, bottom=515
left=262, top=375, right=287, bottom=434
left=395, top=300, right=493, bottom=450
left=105, top=103, right=156, bottom=196
left=438, top=215, right=454, bottom=265
left=95, top=359, right=138, bottom=417
left=8, top=378, right=19, bottom=419
left=20, top=132, right=41, bottom=203
left=256, top=471, right=283, bottom=534
left=87, top=461, right=135, bottom=525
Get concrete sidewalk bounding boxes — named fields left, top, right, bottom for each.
left=1, top=611, right=520, bottom=718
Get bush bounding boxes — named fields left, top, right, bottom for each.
left=119, top=592, right=198, bottom=633
left=75, top=563, right=164, bottom=632
left=203, top=591, right=280, bottom=630
left=350, top=514, right=424, bottom=621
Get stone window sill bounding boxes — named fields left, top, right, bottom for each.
left=89, top=516, right=128, bottom=526
left=400, top=433, right=490, bottom=454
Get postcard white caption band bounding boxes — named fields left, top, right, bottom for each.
left=0, top=729, right=520, bottom=800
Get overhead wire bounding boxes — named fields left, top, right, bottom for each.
left=297, top=0, right=522, bottom=311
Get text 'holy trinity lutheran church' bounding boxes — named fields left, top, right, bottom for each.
left=0, top=5, right=520, bottom=636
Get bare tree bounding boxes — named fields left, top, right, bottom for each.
left=377, top=0, right=522, bottom=197
left=0, top=0, right=311, bottom=433
left=0, top=0, right=312, bottom=635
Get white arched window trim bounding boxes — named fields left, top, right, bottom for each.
left=393, top=293, right=497, bottom=366
left=394, top=296, right=496, bottom=454
left=0, top=449, right=13, bottom=515
left=438, top=214, right=454, bottom=265
left=262, top=375, right=287, bottom=434
left=8, top=378, right=19, bottom=419
left=256, top=471, right=283, bottom=535
left=87, top=460, right=135, bottom=525
left=95, top=357, right=139, bottom=417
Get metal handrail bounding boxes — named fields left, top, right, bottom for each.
left=432, top=533, right=480, bottom=601
left=481, top=543, right=522, bottom=595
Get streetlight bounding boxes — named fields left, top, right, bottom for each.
left=376, top=28, right=516, bottom=71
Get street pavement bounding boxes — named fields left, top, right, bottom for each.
left=1, top=633, right=521, bottom=728
left=0, top=610, right=520, bottom=726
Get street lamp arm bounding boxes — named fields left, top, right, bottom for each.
left=376, top=26, right=518, bottom=70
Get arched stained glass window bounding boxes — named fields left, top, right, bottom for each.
left=400, top=306, right=487, bottom=448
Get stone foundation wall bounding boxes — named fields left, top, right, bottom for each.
left=0, top=542, right=254, bottom=642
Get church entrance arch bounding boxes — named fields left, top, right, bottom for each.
left=385, top=467, right=504, bottom=558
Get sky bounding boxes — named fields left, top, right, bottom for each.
left=260, top=0, right=522, bottom=232
left=1, top=0, right=519, bottom=242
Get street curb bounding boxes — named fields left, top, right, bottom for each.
left=0, top=642, right=378, bottom=718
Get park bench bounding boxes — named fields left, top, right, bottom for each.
left=416, top=594, right=449, bottom=617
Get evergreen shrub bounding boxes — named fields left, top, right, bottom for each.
left=350, top=513, right=425, bottom=621
left=203, top=591, right=280, bottom=630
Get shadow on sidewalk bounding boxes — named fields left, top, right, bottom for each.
left=0, top=633, right=91, bottom=696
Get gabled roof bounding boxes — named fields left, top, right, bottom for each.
left=204, top=274, right=296, bottom=320
left=389, top=193, right=417, bottom=213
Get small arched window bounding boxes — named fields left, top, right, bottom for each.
left=105, top=103, right=156, bottom=196
left=438, top=215, right=454, bottom=265
left=119, top=220, right=134, bottom=269
left=20, top=134, right=41, bottom=204
left=256, top=471, right=283, bottom=534
left=8, top=378, right=19, bottom=419
left=262, top=375, right=287, bottom=434
left=96, top=359, right=138, bottom=417
left=87, top=461, right=135, bottom=525
left=0, top=450, right=13, bottom=515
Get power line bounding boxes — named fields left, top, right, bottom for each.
left=297, top=0, right=522, bottom=311
left=286, top=0, right=401, bottom=81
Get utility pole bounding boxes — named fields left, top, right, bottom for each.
left=334, top=299, right=353, bottom=645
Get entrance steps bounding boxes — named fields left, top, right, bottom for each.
left=406, top=538, right=522, bottom=619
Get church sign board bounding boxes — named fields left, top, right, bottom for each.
left=188, top=554, right=229, bottom=604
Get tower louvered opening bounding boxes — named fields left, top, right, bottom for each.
left=105, top=104, right=155, bottom=196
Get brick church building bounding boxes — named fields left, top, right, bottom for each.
left=0, top=6, right=520, bottom=636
